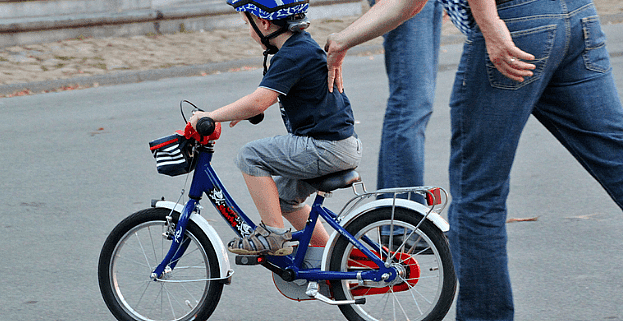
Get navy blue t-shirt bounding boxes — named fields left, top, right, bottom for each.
left=259, top=31, right=354, bottom=141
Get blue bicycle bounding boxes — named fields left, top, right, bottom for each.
left=98, top=102, right=457, bottom=321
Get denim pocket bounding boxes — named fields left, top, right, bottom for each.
left=581, top=16, right=611, bottom=73
left=485, top=24, right=557, bottom=90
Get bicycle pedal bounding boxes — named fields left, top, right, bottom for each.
left=235, top=255, right=265, bottom=265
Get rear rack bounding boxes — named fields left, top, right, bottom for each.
left=337, top=182, right=449, bottom=221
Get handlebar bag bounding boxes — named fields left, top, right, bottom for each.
left=149, top=133, right=194, bottom=176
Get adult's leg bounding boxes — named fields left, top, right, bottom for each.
left=447, top=46, right=528, bottom=320
left=375, top=0, right=442, bottom=241
left=532, top=4, right=623, bottom=209
left=446, top=1, right=567, bottom=317
left=376, top=0, right=443, bottom=193
left=534, top=80, right=623, bottom=209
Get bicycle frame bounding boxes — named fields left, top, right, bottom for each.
left=152, top=144, right=398, bottom=283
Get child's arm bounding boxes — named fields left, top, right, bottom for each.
left=190, top=87, right=279, bottom=128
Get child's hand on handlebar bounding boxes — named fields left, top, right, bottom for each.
left=189, top=111, right=211, bottom=130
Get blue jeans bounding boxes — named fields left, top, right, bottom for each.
left=370, top=0, right=443, bottom=237
left=447, top=0, right=623, bottom=320
left=373, top=0, right=443, bottom=194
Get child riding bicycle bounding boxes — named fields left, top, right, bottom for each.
left=190, top=0, right=362, bottom=256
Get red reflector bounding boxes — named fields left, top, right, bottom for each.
left=426, top=188, right=442, bottom=206
left=257, top=256, right=264, bottom=263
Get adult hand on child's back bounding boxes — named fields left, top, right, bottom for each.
left=325, top=33, right=347, bottom=93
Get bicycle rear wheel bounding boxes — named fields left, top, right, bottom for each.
left=329, top=207, right=456, bottom=321
left=98, top=208, right=223, bottom=321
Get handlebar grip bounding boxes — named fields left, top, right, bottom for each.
left=196, top=117, right=216, bottom=136
left=247, top=113, right=264, bottom=125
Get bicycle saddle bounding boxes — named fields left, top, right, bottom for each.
left=303, top=169, right=361, bottom=193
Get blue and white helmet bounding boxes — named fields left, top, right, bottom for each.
left=227, top=0, right=309, bottom=21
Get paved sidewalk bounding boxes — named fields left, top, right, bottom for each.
left=1, top=8, right=622, bottom=98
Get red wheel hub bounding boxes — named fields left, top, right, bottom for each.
left=347, top=248, right=421, bottom=296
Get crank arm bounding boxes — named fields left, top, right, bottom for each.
left=306, top=282, right=366, bottom=305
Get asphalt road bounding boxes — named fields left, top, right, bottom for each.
left=1, top=24, right=622, bottom=321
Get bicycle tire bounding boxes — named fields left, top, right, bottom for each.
left=329, top=207, right=456, bottom=321
left=98, top=208, right=224, bottom=321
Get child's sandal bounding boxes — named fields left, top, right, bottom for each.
left=228, top=224, right=293, bottom=256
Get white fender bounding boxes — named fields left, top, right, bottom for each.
left=321, top=199, right=449, bottom=271
left=154, top=201, right=232, bottom=284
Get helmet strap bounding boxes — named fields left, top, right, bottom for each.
left=245, top=12, right=288, bottom=75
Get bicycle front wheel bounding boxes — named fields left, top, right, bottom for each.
left=329, top=207, right=456, bottom=321
left=98, top=208, right=224, bottom=321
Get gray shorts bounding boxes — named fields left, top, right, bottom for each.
left=235, top=134, right=362, bottom=212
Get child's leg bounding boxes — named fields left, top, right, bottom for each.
left=243, top=173, right=329, bottom=246
left=228, top=173, right=292, bottom=256
left=282, top=205, right=329, bottom=246
left=233, top=134, right=361, bottom=255
left=242, top=173, right=284, bottom=228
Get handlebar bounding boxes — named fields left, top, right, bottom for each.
left=195, top=113, right=263, bottom=137
left=196, top=117, right=216, bottom=137
left=196, top=112, right=264, bottom=137
left=247, top=113, right=264, bottom=125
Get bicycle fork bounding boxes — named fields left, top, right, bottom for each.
left=151, top=199, right=198, bottom=280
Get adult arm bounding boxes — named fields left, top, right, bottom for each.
left=190, top=87, right=278, bottom=128
left=468, top=0, right=535, bottom=81
left=325, top=0, right=428, bottom=92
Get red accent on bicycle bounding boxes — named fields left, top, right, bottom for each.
left=348, top=248, right=421, bottom=296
